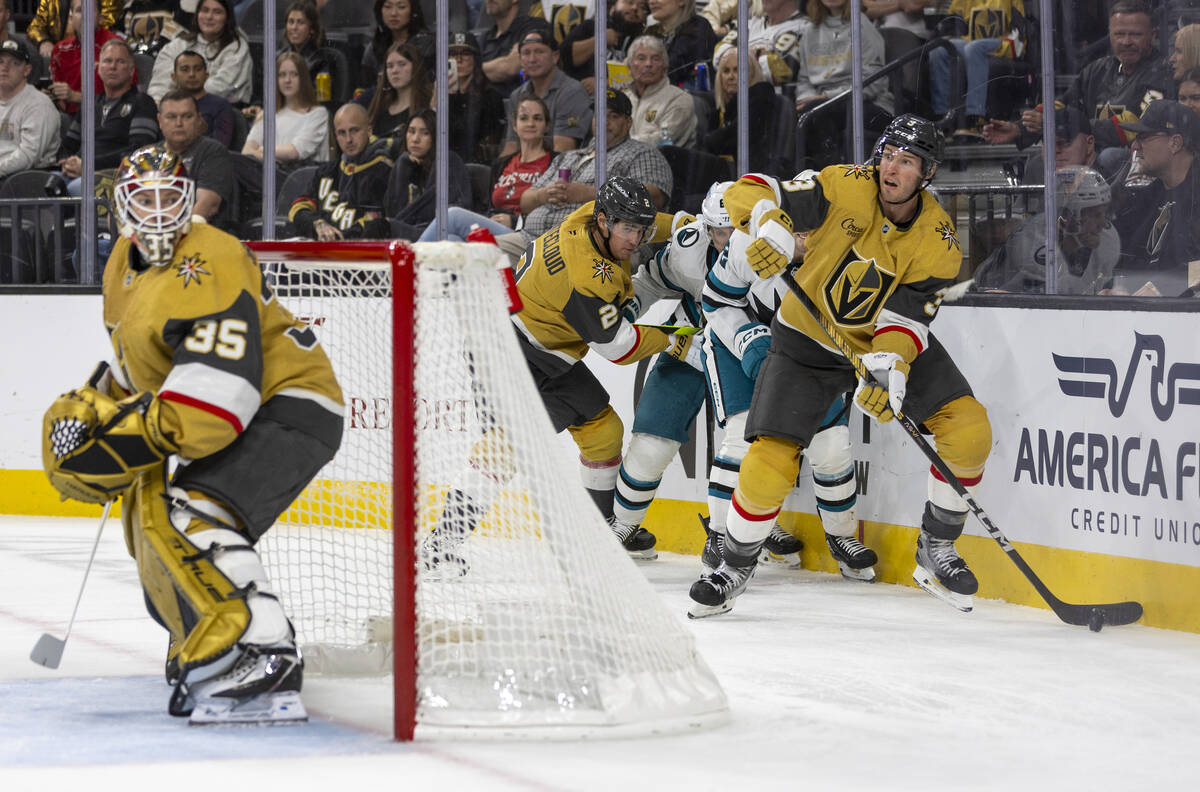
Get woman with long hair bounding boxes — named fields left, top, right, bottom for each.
left=701, top=40, right=776, bottom=171
left=242, top=51, right=330, bottom=163
left=365, top=41, right=432, bottom=141
left=488, top=95, right=553, bottom=228
left=385, top=108, right=472, bottom=240
left=440, top=31, right=507, bottom=165
left=148, top=0, right=251, bottom=104
left=279, top=0, right=337, bottom=91
left=1170, top=24, right=1200, bottom=87
left=645, top=0, right=716, bottom=89
left=362, top=0, right=432, bottom=86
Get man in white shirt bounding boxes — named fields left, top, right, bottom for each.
left=0, top=38, right=60, bottom=181
left=623, top=35, right=697, bottom=148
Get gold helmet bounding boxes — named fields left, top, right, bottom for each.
left=113, top=146, right=196, bottom=266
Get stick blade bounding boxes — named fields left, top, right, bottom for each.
left=30, top=634, right=65, bottom=669
left=1056, top=601, right=1143, bottom=628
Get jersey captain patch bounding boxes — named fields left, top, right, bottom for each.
left=822, top=247, right=897, bottom=327
left=175, top=254, right=210, bottom=288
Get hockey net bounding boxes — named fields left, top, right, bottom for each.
left=248, top=240, right=727, bottom=739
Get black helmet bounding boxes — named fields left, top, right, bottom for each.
left=593, top=176, right=656, bottom=228
left=871, top=114, right=944, bottom=178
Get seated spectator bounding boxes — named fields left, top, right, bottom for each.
left=120, top=0, right=190, bottom=56
left=157, top=88, right=237, bottom=231
left=365, top=41, right=431, bottom=141
left=362, top=0, right=433, bottom=87
left=440, top=31, right=506, bottom=165
left=479, top=0, right=542, bottom=97
left=0, top=39, right=60, bottom=181
left=1170, top=24, right=1200, bottom=89
left=149, top=0, right=252, bottom=105
left=624, top=35, right=697, bottom=147
left=863, top=0, right=936, bottom=39
left=560, top=0, right=649, bottom=94
left=701, top=39, right=776, bottom=170
left=27, top=0, right=119, bottom=59
left=279, top=1, right=338, bottom=91
left=488, top=95, right=554, bottom=228
left=1012, top=105, right=1120, bottom=185
left=645, top=0, right=717, bottom=89
left=0, top=1, right=42, bottom=74
left=928, top=0, right=1026, bottom=138
left=243, top=52, right=330, bottom=163
left=289, top=103, right=393, bottom=240
left=59, top=38, right=158, bottom=193
left=49, top=0, right=130, bottom=116
left=744, top=0, right=810, bottom=86
left=1110, top=100, right=1200, bottom=296
left=1178, top=67, right=1200, bottom=117
left=385, top=109, right=472, bottom=239
left=170, top=49, right=236, bottom=148
left=499, top=23, right=592, bottom=157
left=793, top=0, right=892, bottom=170
left=971, top=166, right=1118, bottom=295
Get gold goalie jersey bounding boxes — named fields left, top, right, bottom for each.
left=725, top=167, right=962, bottom=364
left=512, top=201, right=677, bottom=374
left=102, top=223, right=344, bottom=460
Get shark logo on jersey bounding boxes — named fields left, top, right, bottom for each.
left=822, top=247, right=897, bottom=327
left=175, top=254, right=210, bottom=288
left=935, top=219, right=961, bottom=251
left=592, top=258, right=615, bottom=284
left=1051, top=333, right=1200, bottom=421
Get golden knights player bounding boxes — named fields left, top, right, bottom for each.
left=514, top=176, right=698, bottom=550
left=689, top=115, right=992, bottom=617
left=41, top=148, right=344, bottom=723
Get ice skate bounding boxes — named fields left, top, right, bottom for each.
left=610, top=516, right=658, bottom=560
left=760, top=524, right=804, bottom=568
left=175, top=645, right=307, bottom=725
left=913, top=533, right=977, bottom=612
left=825, top=533, right=878, bottom=582
left=688, top=560, right=756, bottom=619
left=421, top=531, right=471, bottom=578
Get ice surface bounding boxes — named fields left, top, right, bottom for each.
left=1, top=516, right=1196, bottom=790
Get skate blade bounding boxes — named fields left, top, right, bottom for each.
left=837, top=561, right=876, bottom=583
left=189, top=691, right=308, bottom=726
left=687, top=600, right=734, bottom=619
left=912, top=566, right=973, bottom=612
left=626, top=548, right=658, bottom=561
left=759, top=549, right=803, bottom=568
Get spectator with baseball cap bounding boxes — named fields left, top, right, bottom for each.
left=1013, top=105, right=1121, bottom=186
left=444, top=30, right=507, bottom=164
left=0, top=38, right=61, bottom=183
left=1110, top=100, right=1200, bottom=295
left=499, top=22, right=592, bottom=158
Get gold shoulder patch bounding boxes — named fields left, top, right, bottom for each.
left=935, top=219, right=960, bottom=251
left=175, top=254, right=210, bottom=288
left=839, top=164, right=873, bottom=180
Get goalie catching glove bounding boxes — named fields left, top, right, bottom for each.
left=746, top=199, right=794, bottom=278
left=853, top=352, right=910, bottom=424
left=43, top=364, right=174, bottom=503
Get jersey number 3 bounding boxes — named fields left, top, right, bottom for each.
left=185, top=319, right=248, bottom=360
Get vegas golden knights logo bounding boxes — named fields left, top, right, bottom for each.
left=822, top=248, right=897, bottom=326
left=968, top=8, right=1007, bottom=40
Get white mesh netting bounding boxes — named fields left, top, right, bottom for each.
left=255, top=241, right=727, bottom=736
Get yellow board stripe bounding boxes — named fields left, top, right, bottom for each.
left=5, top=471, right=1194, bottom=634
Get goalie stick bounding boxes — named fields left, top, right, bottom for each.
left=30, top=500, right=113, bottom=668
left=781, top=268, right=1143, bottom=628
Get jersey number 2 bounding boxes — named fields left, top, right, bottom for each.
left=185, top=319, right=248, bottom=359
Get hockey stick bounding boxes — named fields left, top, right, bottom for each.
left=781, top=268, right=1143, bottom=628
left=30, top=500, right=113, bottom=668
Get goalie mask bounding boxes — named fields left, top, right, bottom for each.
left=114, top=146, right=196, bottom=267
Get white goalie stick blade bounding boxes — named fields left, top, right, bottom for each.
left=189, top=691, right=308, bottom=726
left=687, top=601, right=734, bottom=620
left=836, top=561, right=877, bottom=583
left=912, top=564, right=973, bottom=613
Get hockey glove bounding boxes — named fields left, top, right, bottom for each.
left=43, top=380, right=171, bottom=504
left=853, top=352, right=910, bottom=424
left=666, top=332, right=704, bottom=371
left=734, top=323, right=771, bottom=381
left=672, top=211, right=697, bottom=233
left=746, top=199, right=794, bottom=278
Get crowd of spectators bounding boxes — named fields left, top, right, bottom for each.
left=0, top=0, right=1196, bottom=297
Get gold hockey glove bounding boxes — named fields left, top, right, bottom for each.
left=747, top=201, right=794, bottom=278
left=43, top=384, right=170, bottom=503
left=853, top=352, right=910, bottom=424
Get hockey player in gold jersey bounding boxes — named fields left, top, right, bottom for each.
left=41, top=147, right=344, bottom=723
left=513, top=175, right=698, bottom=555
left=688, top=115, right=992, bottom=617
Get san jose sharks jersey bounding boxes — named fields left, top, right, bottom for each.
left=701, top=228, right=788, bottom=359
left=631, top=218, right=722, bottom=328
left=723, top=166, right=961, bottom=363
left=102, top=223, right=344, bottom=461
left=512, top=201, right=677, bottom=374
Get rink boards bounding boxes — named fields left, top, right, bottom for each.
left=1, top=293, right=1197, bottom=631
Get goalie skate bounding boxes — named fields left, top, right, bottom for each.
left=688, top=561, right=756, bottom=619
left=913, top=533, right=976, bottom=613
left=179, top=645, right=308, bottom=725
left=825, top=533, right=878, bottom=583
left=759, top=525, right=804, bottom=568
